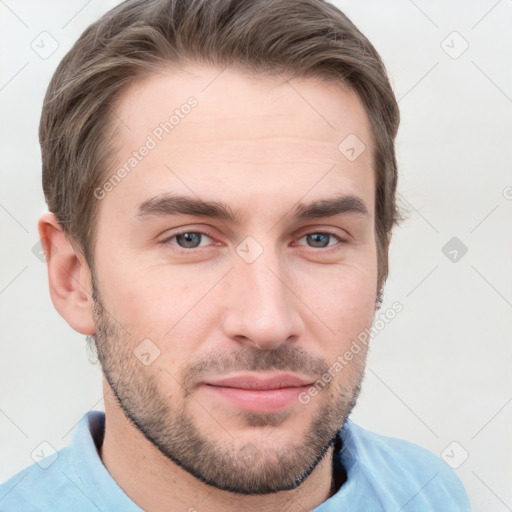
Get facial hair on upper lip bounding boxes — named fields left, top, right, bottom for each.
left=179, top=345, right=331, bottom=397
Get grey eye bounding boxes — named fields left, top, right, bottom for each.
left=174, top=232, right=205, bottom=248
left=306, top=233, right=331, bottom=247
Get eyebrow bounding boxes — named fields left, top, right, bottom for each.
left=135, top=193, right=369, bottom=223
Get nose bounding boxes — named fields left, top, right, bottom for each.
left=221, top=248, right=304, bottom=350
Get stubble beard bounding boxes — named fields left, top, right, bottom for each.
left=90, top=277, right=367, bottom=495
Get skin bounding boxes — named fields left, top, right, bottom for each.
left=39, top=65, right=378, bottom=512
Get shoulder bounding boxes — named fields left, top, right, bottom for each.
left=0, top=411, right=106, bottom=512
left=340, top=420, right=471, bottom=511
left=0, top=446, right=89, bottom=511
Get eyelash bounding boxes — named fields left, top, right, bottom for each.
left=160, top=229, right=348, bottom=253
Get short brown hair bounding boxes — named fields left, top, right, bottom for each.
left=40, top=0, right=402, bottom=304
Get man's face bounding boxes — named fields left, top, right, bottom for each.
left=90, top=65, right=377, bottom=494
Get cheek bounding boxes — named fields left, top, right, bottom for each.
left=297, top=261, right=377, bottom=363
left=97, top=258, right=210, bottom=334
left=303, top=261, right=376, bottom=320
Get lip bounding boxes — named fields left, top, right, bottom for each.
left=200, top=373, right=314, bottom=413
left=204, top=373, right=314, bottom=390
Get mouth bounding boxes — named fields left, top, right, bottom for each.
left=199, top=373, right=315, bottom=413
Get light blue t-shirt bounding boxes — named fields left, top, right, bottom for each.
left=0, top=411, right=470, bottom=511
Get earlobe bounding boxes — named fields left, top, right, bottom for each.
left=38, top=212, right=96, bottom=335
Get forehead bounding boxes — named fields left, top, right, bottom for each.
left=102, top=64, right=374, bottom=221
left=113, top=64, right=371, bottom=149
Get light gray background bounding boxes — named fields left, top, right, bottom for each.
left=1, top=1, right=511, bottom=510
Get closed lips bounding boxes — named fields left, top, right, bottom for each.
left=203, top=374, right=314, bottom=390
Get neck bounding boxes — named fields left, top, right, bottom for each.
left=99, top=381, right=337, bottom=512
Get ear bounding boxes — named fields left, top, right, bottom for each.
left=38, top=212, right=96, bottom=335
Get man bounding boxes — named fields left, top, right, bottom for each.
left=0, top=0, right=470, bottom=510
